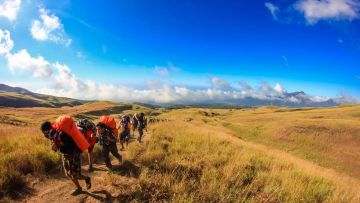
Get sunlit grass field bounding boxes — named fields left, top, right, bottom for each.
left=1, top=103, right=359, bottom=202
left=137, top=121, right=353, bottom=202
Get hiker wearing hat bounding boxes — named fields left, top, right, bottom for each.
left=41, top=120, right=91, bottom=195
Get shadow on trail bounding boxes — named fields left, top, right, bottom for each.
left=112, top=160, right=140, bottom=178
left=9, top=185, right=37, bottom=202
left=80, top=190, right=114, bottom=203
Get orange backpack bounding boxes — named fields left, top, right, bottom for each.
left=52, top=116, right=90, bottom=152
left=99, top=115, right=118, bottom=135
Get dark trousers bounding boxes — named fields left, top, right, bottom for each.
left=102, top=143, right=122, bottom=169
left=138, top=127, right=144, bottom=142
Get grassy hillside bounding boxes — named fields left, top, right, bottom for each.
left=157, top=105, right=360, bottom=179
left=1, top=103, right=359, bottom=202
left=0, top=84, right=86, bottom=108
left=136, top=122, right=354, bottom=202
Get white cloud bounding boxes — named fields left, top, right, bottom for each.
left=154, top=66, right=169, bottom=77
left=30, top=7, right=71, bottom=46
left=261, top=82, right=271, bottom=93
left=34, top=66, right=358, bottom=106
left=274, top=83, right=285, bottom=93
left=211, top=77, right=231, bottom=90
left=335, top=92, right=359, bottom=104
left=168, top=62, right=180, bottom=72
left=0, top=0, right=21, bottom=22
left=239, top=81, right=252, bottom=91
left=7, top=49, right=52, bottom=78
left=0, top=29, right=13, bottom=56
left=295, top=0, right=359, bottom=24
left=265, top=2, right=280, bottom=19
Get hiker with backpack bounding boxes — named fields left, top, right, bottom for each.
left=131, top=113, right=138, bottom=137
left=77, top=119, right=97, bottom=172
left=136, top=112, right=146, bottom=143
left=96, top=116, right=122, bottom=171
left=118, top=114, right=131, bottom=150
left=40, top=117, right=92, bottom=195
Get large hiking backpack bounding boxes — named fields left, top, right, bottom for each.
left=77, top=119, right=96, bottom=133
left=77, top=119, right=97, bottom=146
left=52, top=116, right=90, bottom=152
left=99, top=115, right=118, bottom=135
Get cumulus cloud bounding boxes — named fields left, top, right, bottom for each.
left=0, top=29, right=13, bottom=56
left=154, top=66, right=169, bottom=77
left=335, top=92, right=359, bottom=104
left=168, top=62, right=180, bottom=72
left=153, top=63, right=181, bottom=77
left=7, top=49, right=52, bottom=78
left=210, top=77, right=231, bottom=90
left=239, top=81, right=252, bottom=91
left=0, top=29, right=52, bottom=78
left=0, top=0, right=21, bottom=22
left=274, top=83, right=285, bottom=93
left=265, top=2, right=280, bottom=19
left=33, top=66, right=358, bottom=106
left=30, top=7, right=71, bottom=46
left=295, top=0, right=360, bottom=24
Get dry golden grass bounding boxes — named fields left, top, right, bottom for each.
left=1, top=103, right=360, bottom=202
left=0, top=124, right=61, bottom=197
left=138, top=121, right=357, bottom=202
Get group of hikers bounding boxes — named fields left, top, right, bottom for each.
left=40, top=112, right=147, bottom=195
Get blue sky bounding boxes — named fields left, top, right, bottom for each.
left=0, top=0, right=359, bottom=104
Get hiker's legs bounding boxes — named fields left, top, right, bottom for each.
left=88, top=147, right=94, bottom=170
left=120, top=139, right=125, bottom=150
left=62, top=153, right=87, bottom=190
left=70, top=177, right=81, bottom=188
left=102, top=145, right=112, bottom=169
left=109, top=143, right=122, bottom=163
left=138, top=127, right=143, bottom=143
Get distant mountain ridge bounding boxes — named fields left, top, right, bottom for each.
left=0, top=83, right=345, bottom=108
left=0, top=84, right=87, bottom=108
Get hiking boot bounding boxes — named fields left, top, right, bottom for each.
left=71, top=187, right=83, bottom=196
left=87, top=165, right=94, bottom=172
left=107, top=165, right=113, bottom=172
left=85, top=176, right=92, bottom=190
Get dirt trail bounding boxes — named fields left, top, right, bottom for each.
left=22, top=133, right=149, bottom=203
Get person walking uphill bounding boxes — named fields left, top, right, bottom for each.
left=96, top=116, right=122, bottom=171
left=77, top=119, right=97, bottom=172
left=40, top=116, right=92, bottom=196
left=118, top=114, right=131, bottom=150
left=136, top=112, right=146, bottom=143
left=131, top=113, right=138, bottom=137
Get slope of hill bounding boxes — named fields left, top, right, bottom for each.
left=0, top=84, right=86, bottom=108
left=1, top=104, right=359, bottom=202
